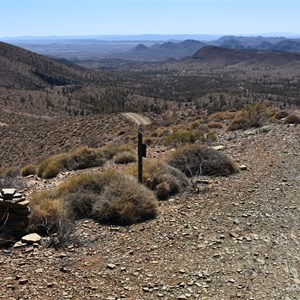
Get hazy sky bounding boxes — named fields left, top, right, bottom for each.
left=1, top=0, right=300, bottom=38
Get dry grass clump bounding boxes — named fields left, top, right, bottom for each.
left=92, top=175, right=158, bottom=225
left=189, top=119, right=204, bottom=130
left=35, top=147, right=106, bottom=179
left=21, top=164, right=36, bottom=177
left=164, top=129, right=206, bottom=147
left=67, top=146, right=106, bottom=170
left=209, top=111, right=237, bottom=122
left=36, top=153, right=69, bottom=179
left=113, top=151, right=137, bottom=164
left=128, top=160, right=190, bottom=200
left=101, top=143, right=134, bottom=160
left=28, top=191, right=70, bottom=234
left=284, top=114, right=300, bottom=124
left=273, top=110, right=289, bottom=120
left=227, top=103, right=269, bottom=131
left=166, top=144, right=239, bottom=177
left=29, top=171, right=158, bottom=229
left=208, top=121, right=223, bottom=129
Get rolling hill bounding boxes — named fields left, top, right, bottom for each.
left=190, top=45, right=300, bottom=68
left=0, top=41, right=86, bottom=90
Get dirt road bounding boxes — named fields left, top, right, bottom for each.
left=122, top=113, right=152, bottom=126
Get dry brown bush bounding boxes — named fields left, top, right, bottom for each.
left=36, top=146, right=106, bottom=179
left=67, top=146, right=106, bottom=170
left=164, top=129, right=206, bottom=147
left=36, top=153, right=69, bottom=179
left=29, top=171, right=159, bottom=230
left=207, top=121, right=223, bottom=129
left=209, top=111, right=237, bottom=122
left=166, top=144, right=239, bottom=177
left=227, top=103, right=269, bottom=131
left=92, top=175, right=158, bottom=225
left=28, top=191, right=70, bottom=235
left=101, top=143, right=134, bottom=160
left=21, top=164, right=37, bottom=177
left=113, top=151, right=137, bottom=164
left=284, top=114, right=300, bottom=124
left=128, top=160, right=190, bottom=200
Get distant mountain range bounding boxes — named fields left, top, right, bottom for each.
left=118, top=36, right=300, bottom=61
left=3, top=35, right=300, bottom=63
left=114, top=39, right=206, bottom=61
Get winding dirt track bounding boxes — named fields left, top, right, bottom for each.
left=122, top=113, right=152, bottom=126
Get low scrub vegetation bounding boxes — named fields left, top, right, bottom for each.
left=29, top=171, right=159, bottom=234
left=284, top=114, right=300, bottom=124
left=31, top=144, right=136, bottom=179
left=166, top=144, right=239, bottom=177
left=227, top=103, right=269, bottom=131
left=21, top=164, right=36, bottom=177
left=113, top=151, right=137, bottom=164
left=128, top=160, right=190, bottom=200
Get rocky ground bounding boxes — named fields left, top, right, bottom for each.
left=0, top=121, right=300, bottom=300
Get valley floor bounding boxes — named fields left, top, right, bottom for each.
left=1, top=122, right=300, bottom=299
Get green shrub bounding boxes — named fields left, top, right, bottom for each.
left=166, top=144, right=239, bottom=177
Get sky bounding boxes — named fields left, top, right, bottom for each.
left=1, top=0, right=300, bottom=38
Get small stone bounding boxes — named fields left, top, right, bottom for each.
left=229, top=232, right=239, bottom=239
left=13, top=241, right=27, bottom=248
left=239, top=165, right=247, bottom=170
left=177, top=295, right=187, bottom=300
left=233, top=218, right=240, bottom=225
left=35, top=268, right=44, bottom=273
left=24, top=246, right=34, bottom=253
left=211, top=145, right=225, bottom=151
left=107, top=263, right=116, bottom=270
left=21, top=233, right=41, bottom=244
left=18, top=278, right=28, bottom=284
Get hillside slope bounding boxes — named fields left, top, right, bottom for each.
left=1, top=121, right=299, bottom=299
left=191, top=46, right=300, bottom=68
left=0, top=42, right=86, bottom=89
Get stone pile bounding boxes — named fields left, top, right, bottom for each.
left=0, top=188, right=30, bottom=238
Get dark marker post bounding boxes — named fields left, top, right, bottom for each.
left=138, top=131, right=147, bottom=183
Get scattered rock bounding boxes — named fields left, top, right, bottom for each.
left=21, top=233, right=42, bottom=244
left=239, top=165, right=247, bottom=170
left=107, top=263, right=116, bottom=270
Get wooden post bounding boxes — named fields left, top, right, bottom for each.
left=138, top=132, right=143, bottom=183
